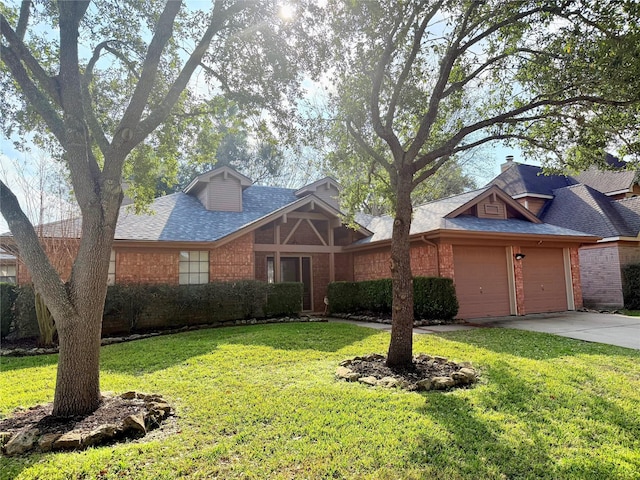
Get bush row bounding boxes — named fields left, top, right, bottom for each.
left=9, top=280, right=303, bottom=339
left=622, top=264, right=640, bottom=310
left=0, top=283, right=17, bottom=338
left=327, top=277, right=459, bottom=320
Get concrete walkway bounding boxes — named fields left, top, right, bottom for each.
left=329, top=311, right=640, bottom=350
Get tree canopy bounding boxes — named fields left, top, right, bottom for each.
left=320, top=0, right=640, bottom=366
left=0, top=0, right=325, bottom=416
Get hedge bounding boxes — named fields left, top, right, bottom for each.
left=327, top=276, right=458, bottom=320
left=13, top=280, right=304, bottom=339
left=0, top=283, right=17, bottom=338
left=622, top=264, right=640, bottom=310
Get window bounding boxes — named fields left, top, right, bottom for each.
left=179, top=251, right=209, bottom=284
left=0, top=265, right=16, bottom=283
left=107, top=250, right=116, bottom=285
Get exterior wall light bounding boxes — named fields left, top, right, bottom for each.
left=514, top=253, right=526, bottom=260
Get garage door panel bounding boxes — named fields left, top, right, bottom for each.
left=521, top=248, right=568, bottom=313
left=453, top=246, right=511, bottom=319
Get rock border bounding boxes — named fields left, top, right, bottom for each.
left=335, top=353, right=479, bottom=391
left=1, top=315, right=326, bottom=357
left=329, top=312, right=464, bottom=327
left=0, top=392, right=172, bottom=457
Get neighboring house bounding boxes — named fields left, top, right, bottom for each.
left=0, top=249, right=17, bottom=283
left=490, top=155, right=640, bottom=309
left=1, top=165, right=598, bottom=320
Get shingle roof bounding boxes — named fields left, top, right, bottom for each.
left=540, top=184, right=636, bottom=238
left=574, top=166, right=637, bottom=196
left=354, top=187, right=593, bottom=245
left=488, top=163, right=576, bottom=197
left=115, top=185, right=299, bottom=242
left=612, top=196, right=640, bottom=235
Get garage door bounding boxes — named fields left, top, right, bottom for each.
left=521, top=248, right=568, bottom=314
left=453, top=246, right=511, bottom=319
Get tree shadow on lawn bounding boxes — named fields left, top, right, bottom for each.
left=0, top=352, right=59, bottom=372
left=433, top=328, right=640, bottom=361
left=99, top=322, right=378, bottom=375
left=411, top=362, right=639, bottom=479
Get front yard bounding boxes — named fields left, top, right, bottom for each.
left=1, top=322, right=639, bottom=479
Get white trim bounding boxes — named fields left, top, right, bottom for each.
left=605, top=188, right=632, bottom=196
left=563, top=248, right=575, bottom=310
left=511, top=193, right=554, bottom=200
left=597, top=236, right=640, bottom=242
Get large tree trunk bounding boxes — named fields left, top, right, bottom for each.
left=386, top=173, right=414, bottom=368
left=52, top=306, right=103, bottom=417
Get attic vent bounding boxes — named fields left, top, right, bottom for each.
left=484, top=204, right=500, bottom=215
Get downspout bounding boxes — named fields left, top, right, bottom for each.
left=420, top=235, right=439, bottom=276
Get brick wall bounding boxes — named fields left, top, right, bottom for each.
left=210, top=232, right=255, bottom=281
left=17, top=238, right=79, bottom=285
left=312, top=253, right=330, bottom=311
left=280, top=220, right=325, bottom=246
left=579, top=244, right=623, bottom=309
left=437, top=243, right=454, bottom=279
left=618, top=243, right=640, bottom=267
left=116, top=249, right=179, bottom=284
left=334, top=252, right=353, bottom=282
left=353, top=247, right=391, bottom=281
left=353, top=242, right=440, bottom=281
left=570, top=247, right=583, bottom=309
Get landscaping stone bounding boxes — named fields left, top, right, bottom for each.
left=123, top=413, right=146, bottom=434
left=431, top=376, right=456, bottom=389
left=83, top=424, right=118, bottom=447
left=52, top=431, right=83, bottom=451
left=358, top=376, right=378, bottom=386
left=37, top=433, right=61, bottom=452
left=416, top=379, right=433, bottom=391
left=4, top=428, right=39, bottom=456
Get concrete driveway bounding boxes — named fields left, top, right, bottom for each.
left=467, top=311, right=640, bottom=350
left=330, top=311, right=640, bottom=350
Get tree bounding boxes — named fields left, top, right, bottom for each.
left=0, top=0, right=322, bottom=417
left=323, top=0, right=640, bottom=368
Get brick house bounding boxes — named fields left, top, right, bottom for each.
left=490, top=155, right=640, bottom=309
left=2, top=165, right=598, bottom=319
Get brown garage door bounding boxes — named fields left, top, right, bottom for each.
left=521, top=248, right=568, bottom=314
left=453, top=246, right=511, bottom=319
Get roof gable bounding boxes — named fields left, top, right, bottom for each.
left=445, top=185, right=542, bottom=223
left=295, top=177, right=341, bottom=210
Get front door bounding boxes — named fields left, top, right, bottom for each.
left=280, top=256, right=312, bottom=310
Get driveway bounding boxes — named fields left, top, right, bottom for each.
left=470, top=311, right=640, bottom=350
left=330, top=311, right=640, bottom=350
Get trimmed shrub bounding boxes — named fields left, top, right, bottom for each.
left=265, top=282, right=303, bottom=317
left=13, top=285, right=39, bottom=339
left=413, top=277, right=458, bottom=320
left=359, top=279, right=393, bottom=314
left=328, top=276, right=459, bottom=321
left=327, top=281, right=361, bottom=314
left=622, top=264, right=640, bottom=310
left=0, top=283, right=17, bottom=338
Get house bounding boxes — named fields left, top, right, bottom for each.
left=490, top=155, right=640, bottom=309
left=1, top=165, right=599, bottom=320
left=0, top=249, right=17, bottom=283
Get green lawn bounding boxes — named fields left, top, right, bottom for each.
left=1, top=323, right=639, bottom=480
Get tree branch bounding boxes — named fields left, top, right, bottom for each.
left=114, top=1, right=183, bottom=143
left=412, top=155, right=450, bottom=188
left=0, top=44, right=66, bottom=143
left=385, top=1, right=443, bottom=130
left=1, top=13, right=62, bottom=106
left=15, top=0, right=30, bottom=40
left=130, top=2, right=248, bottom=155
left=0, top=180, right=74, bottom=320
left=346, top=119, right=394, bottom=177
